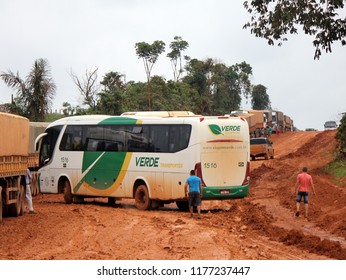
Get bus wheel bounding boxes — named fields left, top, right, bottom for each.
left=108, top=197, right=116, bottom=206
left=135, top=185, right=151, bottom=210
left=63, top=180, right=73, bottom=204
left=73, top=196, right=84, bottom=204
left=176, top=201, right=189, bottom=211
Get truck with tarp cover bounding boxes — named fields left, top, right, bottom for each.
left=0, top=112, right=28, bottom=222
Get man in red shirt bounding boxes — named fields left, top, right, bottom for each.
left=295, top=167, right=316, bottom=218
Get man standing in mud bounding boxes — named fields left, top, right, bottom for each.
left=185, top=170, right=202, bottom=219
left=295, top=166, right=316, bottom=218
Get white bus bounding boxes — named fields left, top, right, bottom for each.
left=35, top=113, right=250, bottom=210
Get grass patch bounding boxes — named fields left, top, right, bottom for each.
left=325, top=159, right=346, bottom=186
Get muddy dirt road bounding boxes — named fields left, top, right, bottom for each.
left=0, top=130, right=345, bottom=260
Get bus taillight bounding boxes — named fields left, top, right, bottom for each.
left=242, top=161, right=250, bottom=186
left=194, top=162, right=206, bottom=187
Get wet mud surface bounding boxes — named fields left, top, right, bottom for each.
left=1, top=130, right=345, bottom=260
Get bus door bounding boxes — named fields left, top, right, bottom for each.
left=36, top=125, right=64, bottom=193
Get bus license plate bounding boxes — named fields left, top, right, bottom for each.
left=220, top=190, right=229, bottom=194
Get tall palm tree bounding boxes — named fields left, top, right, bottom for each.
left=0, top=58, right=56, bottom=121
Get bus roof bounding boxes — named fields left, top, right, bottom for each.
left=121, top=111, right=196, bottom=117
left=45, top=113, right=247, bottom=129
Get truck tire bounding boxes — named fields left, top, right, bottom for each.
left=8, top=180, right=23, bottom=217
left=0, top=188, right=3, bottom=223
left=135, top=185, right=151, bottom=210
left=63, top=180, right=73, bottom=204
left=20, top=184, right=25, bottom=215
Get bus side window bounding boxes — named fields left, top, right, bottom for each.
left=96, top=141, right=105, bottom=151
left=60, top=125, right=84, bottom=151
left=105, top=142, right=118, bottom=151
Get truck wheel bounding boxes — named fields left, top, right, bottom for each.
left=0, top=188, right=3, bottom=223
left=8, top=180, right=23, bottom=217
left=63, top=180, right=73, bottom=204
left=135, top=185, right=151, bottom=210
left=20, top=184, right=25, bottom=215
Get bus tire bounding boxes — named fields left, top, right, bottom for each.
left=135, top=185, right=151, bottom=210
left=73, top=196, right=84, bottom=204
left=63, top=180, right=73, bottom=204
left=176, top=201, right=189, bottom=211
left=108, top=197, right=116, bottom=205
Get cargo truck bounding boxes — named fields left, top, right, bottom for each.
left=0, top=112, right=29, bottom=223
left=230, top=110, right=266, bottom=134
left=284, top=115, right=293, bottom=132
left=0, top=112, right=47, bottom=222
left=263, top=109, right=273, bottom=128
left=272, top=110, right=284, bottom=133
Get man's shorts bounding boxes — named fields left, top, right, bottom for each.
left=188, top=191, right=201, bottom=207
left=296, top=191, right=309, bottom=204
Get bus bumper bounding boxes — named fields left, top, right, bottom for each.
left=202, top=184, right=249, bottom=199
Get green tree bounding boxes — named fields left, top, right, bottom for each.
left=167, top=36, right=189, bottom=81
left=251, top=84, right=271, bottom=110
left=335, top=113, right=346, bottom=157
left=183, top=58, right=212, bottom=114
left=0, top=58, right=56, bottom=121
left=135, top=40, right=166, bottom=110
left=122, top=81, right=147, bottom=112
left=97, top=72, right=125, bottom=115
left=62, top=102, right=75, bottom=116
left=166, top=80, right=195, bottom=111
left=184, top=58, right=253, bottom=115
left=62, top=102, right=88, bottom=116
left=243, top=0, right=346, bottom=59
left=211, top=63, right=241, bottom=115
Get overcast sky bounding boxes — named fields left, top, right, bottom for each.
left=1, top=0, right=345, bottom=130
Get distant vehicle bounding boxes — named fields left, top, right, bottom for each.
left=324, top=121, right=337, bottom=130
left=250, top=137, right=274, bottom=160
